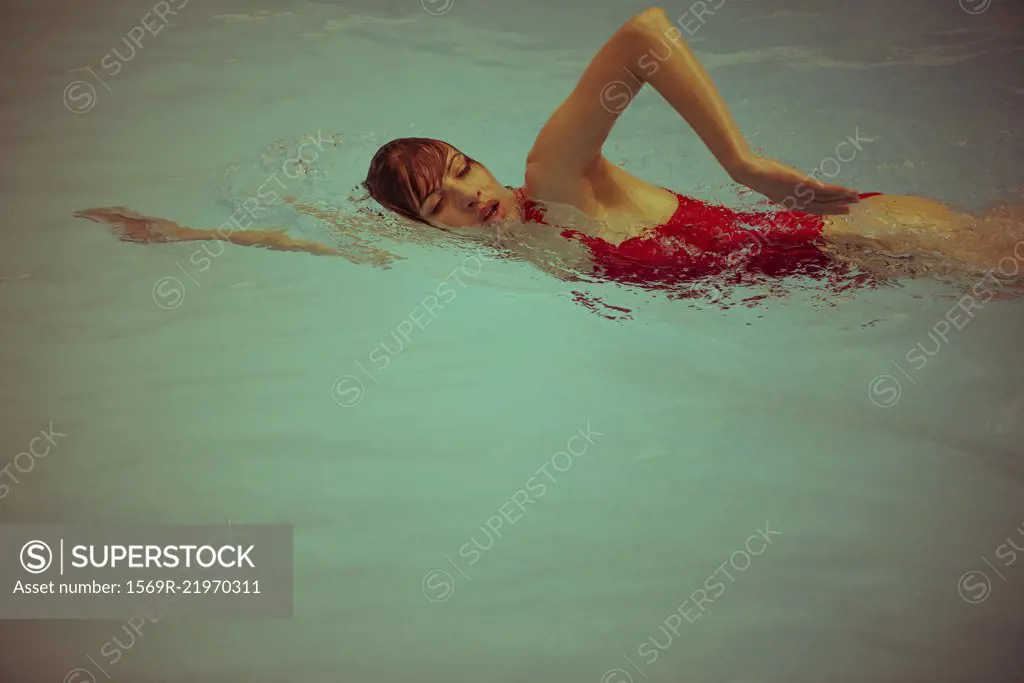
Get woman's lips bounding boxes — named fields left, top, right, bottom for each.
left=481, top=199, right=503, bottom=223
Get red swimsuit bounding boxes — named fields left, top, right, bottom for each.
left=519, top=190, right=882, bottom=288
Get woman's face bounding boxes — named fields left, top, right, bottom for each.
left=418, top=147, right=520, bottom=229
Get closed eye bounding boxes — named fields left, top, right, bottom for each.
left=428, top=157, right=471, bottom=215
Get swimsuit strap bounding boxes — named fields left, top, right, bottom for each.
left=515, top=187, right=547, bottom=224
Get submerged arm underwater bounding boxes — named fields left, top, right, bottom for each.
left=73, top=206, right=402, bottom=268
left=74, top=207, right=340, bottom=256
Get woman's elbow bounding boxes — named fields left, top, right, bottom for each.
left=630, top=3, right=729, bottom=38
left=628, top=7, right=671, bottom=36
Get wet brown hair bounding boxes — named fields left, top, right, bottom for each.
left=362, top=137, right=454, bottom=225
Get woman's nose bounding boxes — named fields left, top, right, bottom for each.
left=446, top=178, right=481, bottom=210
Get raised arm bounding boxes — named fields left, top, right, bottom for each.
left=527, top=7, right=859, bottom=214
left=528, top=7, right=749, bottom=176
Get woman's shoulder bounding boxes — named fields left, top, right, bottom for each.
left=523, top=155, right=607, bottom=204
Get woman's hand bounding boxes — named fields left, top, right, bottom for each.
left=731, top=156, right=860, bottom=215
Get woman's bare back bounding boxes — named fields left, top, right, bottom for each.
left=821, top=194, right=1024, bottom=281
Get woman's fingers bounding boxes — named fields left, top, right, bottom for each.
left=804, top=189, right=857, bottom=202
left=813, top=195, right=858, bottom=207
left=812, top=184, right=860, bottom=201
left=806, top=191, right=860, bottom=207
left=786, top=188, right=859, bottom=214
left=803, top=177, right=859, bottom=198
left=817, top=205, right=852, bottom=216
left=802, top=200, right=853, bottom=216
left=779, top=194, right=857, bottom=214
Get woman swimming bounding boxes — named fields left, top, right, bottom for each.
left=77, top=7, right=1023, bottom=292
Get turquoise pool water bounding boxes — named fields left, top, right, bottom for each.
left=1, top=0, right=1023, bottom=681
